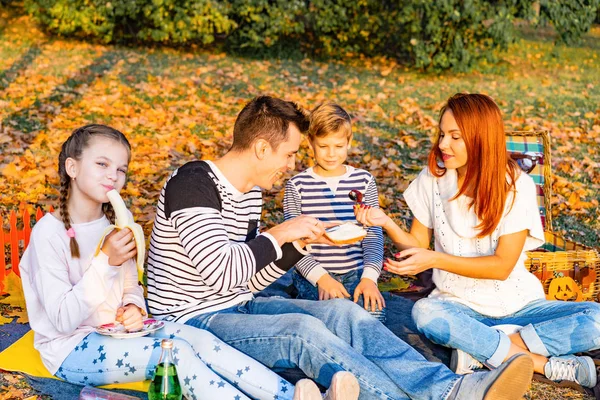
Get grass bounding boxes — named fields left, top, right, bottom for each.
left=0, top=4, right=598, bottom=399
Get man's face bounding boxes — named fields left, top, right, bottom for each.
left=257, top=124, right=301, bottom=190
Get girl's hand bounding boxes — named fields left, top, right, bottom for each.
left=115, top=304, right=144, bottom=332
left=353, top=278, right=386, bottom=312
left=101, top=228, right=137, bottom=266
left=383, top=247, right=438, bottom=276
left=317, top=274, right=351, bottom=300
left=353, top=204, right=390, bottom=228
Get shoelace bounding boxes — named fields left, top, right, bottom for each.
left=548, top=359, right=578, bottom=382
left=468, top=358, right=484, bottom=370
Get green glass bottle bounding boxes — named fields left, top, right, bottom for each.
left=148, top=339, right=183, bottom=400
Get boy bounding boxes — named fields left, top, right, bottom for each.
left=284, top=102, right=386, bottom=320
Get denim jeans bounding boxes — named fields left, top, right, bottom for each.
left=412, top=298, right=600, bottom=368
left=292, top=269, right=387, bottom=323
left=186, top=296, right=459, bottom=400
left=57, top=321, right=295, bottom=400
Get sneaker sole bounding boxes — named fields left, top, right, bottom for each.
left=580, top=356, right=597, bottom=388
left=483, top=354, right=533, bottom=400
left=294, top=379, right=323, bottom=400
left=326, top=371, right=360, bottom=400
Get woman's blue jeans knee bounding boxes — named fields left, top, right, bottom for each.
left=412, top=297, right=600, bottom=368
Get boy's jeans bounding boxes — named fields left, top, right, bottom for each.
left=292, top=268, right=387, bottom=323
left=412, top=297, right=600, bottom=368
left=186, top=296, right=459, bottom=400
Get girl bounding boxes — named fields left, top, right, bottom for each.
left=354, top=94, right=600, bottom=388
left=19, top=124, right=352, bottom=400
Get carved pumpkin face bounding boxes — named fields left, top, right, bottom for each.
left=547, top=276, right=583, bottom=302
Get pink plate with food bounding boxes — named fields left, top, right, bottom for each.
left=96, top=319, right=165, bottom=339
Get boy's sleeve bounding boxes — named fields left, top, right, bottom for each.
left=361, top=176, right=384, bottom=282
left=283, top=178, right=328, bottom=286
left=283, top=180, right=302, bottom=221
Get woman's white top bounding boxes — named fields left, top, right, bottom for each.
left=404, top=167, right=546, bottom=317
left=19, top=213, right=146, bottom=374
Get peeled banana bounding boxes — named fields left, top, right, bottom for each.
left=95, top=190, right=146, bottom=279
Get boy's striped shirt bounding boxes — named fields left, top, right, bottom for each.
left=147, top=160, right=303, bottom=323
left=284, top=166, right=384, bottom=285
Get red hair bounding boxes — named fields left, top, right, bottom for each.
left=427, top=93, right=519, bottom=237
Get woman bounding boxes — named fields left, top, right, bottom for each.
left=355, top=93, right=600, bottom=388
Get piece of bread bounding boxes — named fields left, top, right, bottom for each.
left=325, top=222, right=367, bottom=245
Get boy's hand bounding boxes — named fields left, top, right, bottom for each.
left=354, top=278, right=386, bottom=312
left=317, top=274, right=351, bottom=300
left=115, top=304, right=144, bottom=332
left=101, top=228, right=137, bottom=266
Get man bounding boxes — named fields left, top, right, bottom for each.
left=147, top=95, right=533, bottom=399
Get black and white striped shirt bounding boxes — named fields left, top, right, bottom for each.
left=284, top=166, right=384, bottom=285
left=147, top=160, right=303, bottom=323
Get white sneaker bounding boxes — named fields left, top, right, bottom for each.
left=323, top=371, right=360, bottom=400
left=293, top=379, right=322, bottom=400
left=545, top=355, right=597, bottom=388
left=450, top=349, right=485, bottom=375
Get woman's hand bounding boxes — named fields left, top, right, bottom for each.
left=101, top=228, right=137, bottom=266
left=115, top=304, right=144, bottom=332
left=383, top=247, right=438, bottom=276
left=354, top=204, right=390, bottom=228
left=353, top=278, right=386, bottom=312
left=317, top=274, right=351, bottom=300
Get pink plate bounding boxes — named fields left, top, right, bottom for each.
left=96, top=319, right=165, bottom=339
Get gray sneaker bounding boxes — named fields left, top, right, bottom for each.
left=544, top=355, right=597, bottom=388
left=451, top=353, right=533, bottom=400
left=450, top=348, right=485, bottom=375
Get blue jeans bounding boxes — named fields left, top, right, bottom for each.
left=57, top=321, right=295, bottom=400
left=186, top=296, right=459, bottom=400
left=412, top=298, right=600, bottom=368
left=292, top=269, right=387, bottom=323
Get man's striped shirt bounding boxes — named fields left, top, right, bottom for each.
left=147, top=160, right=303, bottom=323
left=283, top=166, right=384, bottom=285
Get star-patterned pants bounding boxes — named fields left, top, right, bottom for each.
left=57, top=321, right=296, bottom=400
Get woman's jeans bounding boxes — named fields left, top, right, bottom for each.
left=412, top=297, right=600, bottom=368
left=58, top=321, right=295, bottom=400
left=292, top=268, right=387, bottom=323
left=186, top=296, right=460, bottom=400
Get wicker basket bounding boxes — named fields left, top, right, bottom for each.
left=525, top=249, right=600, bottom=302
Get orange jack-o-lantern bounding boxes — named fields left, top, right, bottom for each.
left=546, top=276, right=583, bottom=302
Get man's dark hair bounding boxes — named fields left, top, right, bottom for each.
left=231, top=96, right=309, bottom=151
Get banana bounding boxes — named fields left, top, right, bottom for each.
left=94, top=190, right=146, bottom=280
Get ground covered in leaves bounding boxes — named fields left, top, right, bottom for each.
left=0, top=5, right=598, bottom=399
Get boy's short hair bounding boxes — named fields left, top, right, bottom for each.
left=231, top=95, right=309, bottom=151
left=308, top=102, right=352, bottom=141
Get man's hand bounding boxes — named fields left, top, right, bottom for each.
left=268, top=215, right=326, bottom=246
left=353, top=278, right=386, bottom=312
left=317, top=274, right=351, bottom=300
left=101, top=228, right=137, bottom=266
left=115, top=304, right=144, bottom=332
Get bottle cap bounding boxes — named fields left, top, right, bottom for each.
left=161, top=339, right=174, bottom=349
